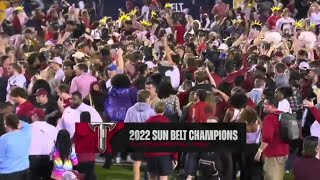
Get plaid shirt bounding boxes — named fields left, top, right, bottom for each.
left=288, top=87, right=303, bottom=112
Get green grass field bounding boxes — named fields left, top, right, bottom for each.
left=95, top=165, right=295, bottom=180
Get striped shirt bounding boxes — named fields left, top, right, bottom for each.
left=51, top=147, right=78, bottom=180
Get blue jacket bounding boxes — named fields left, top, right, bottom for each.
left=0, top=121, right=31, bottom=174
left=104, top=87, right=137, bottom=122
left=246, top=88, right=263, bottom=104
left=124, top=102, right=155, bottom=123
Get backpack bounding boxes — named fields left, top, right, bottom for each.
left=198, top=152, right=222, bottom=178
left=275, top=112, right=300, bottom=142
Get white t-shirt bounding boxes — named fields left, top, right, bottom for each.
left=278, top=99, right=292, bottom=113
left=91, top=29, right=102, bottom=40
left=310, top=12, right=320, bottom=25
left=141, top=5, right=150, bottom=20
left=57, top=103, right=103, bottom=137
left=6, top=74, right=27, bottom=101
left=276, top=17, right=295, bottom=32
left=29, top=121, right=58, bottom=155
left=165, top=65, right=180, bottom=90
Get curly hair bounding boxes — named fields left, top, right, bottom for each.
left=31, top=79, right=51, bottom=95
left=229, top=93, right=248, bottom=109
left=111, top=74, right=131, bottom=88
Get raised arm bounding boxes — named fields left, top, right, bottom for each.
left=205, top=67, right=217, bottom=87
left=116, top=48, right=124, bottom=70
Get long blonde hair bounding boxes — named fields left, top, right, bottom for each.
left=40, top=66, right=55, bottom=80
left=205, top=93, right=216, bottom=115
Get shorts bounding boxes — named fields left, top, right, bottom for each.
left=146, top=156, right=173, bottom=176
left=131, top=153, right=144, bottom=161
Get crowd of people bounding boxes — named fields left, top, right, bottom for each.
left=2, top=0, right=320, bottom=180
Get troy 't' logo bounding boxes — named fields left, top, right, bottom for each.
left=89, top=123, right=117, bottom=153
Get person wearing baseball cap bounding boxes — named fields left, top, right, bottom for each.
left=29, top=108, right=58, bottom=180
left=106, top=63, right=124, bottom=89
left=49, top=57, right=65, bottom=84
left=35, top=88, right=59, bottom=126
left=282, top=55, right=296, bottom=68
left=309, top=61, right=320, bottom=85
left=299, top=61, right=310, bottom=76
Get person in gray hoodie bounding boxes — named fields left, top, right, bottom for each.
left=124, top=89, right=156, bottom=123
left=124, top=89, right=155, bottom=180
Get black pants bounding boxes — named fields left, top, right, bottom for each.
left=241, top=144, right=263, bottom=180
left=29, top=155, right=53, bottom=180
left=232, top=152, right=245, bottom=180
left=0, top=169, right=29, bottom=180
left=74, top=162, right=97, bottom=180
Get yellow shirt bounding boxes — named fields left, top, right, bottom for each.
left=0, top=1, right=8, bottom=22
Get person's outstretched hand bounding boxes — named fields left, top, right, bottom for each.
left=303, top=99, right=315, bottom=108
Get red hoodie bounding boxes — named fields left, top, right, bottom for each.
left=144, top=115, right=178, bottom=160
left=262, top=111, right=289, bottom=157
left=74, top=123, right=96, bottom=162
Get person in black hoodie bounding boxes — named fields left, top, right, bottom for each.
left=83, top=81, right=107, bottom=119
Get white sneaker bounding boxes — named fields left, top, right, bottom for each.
left=126, top=155, right=133, bottom=163
left=236, top=171, right=241, bottom=178
left=115, top=157, right=121, bottom=164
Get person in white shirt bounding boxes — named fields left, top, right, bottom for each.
left=29, top=108, right=58, bottom=180
left=141, top=0, right=151, bottom=20
left=275, top=87, right=292, bottom=113
left=275, top=8, right=295, bottom=33
left=6, top=63, right=26, bottom=101
left=57, top=91, right=103, bottom=137
left=310, top=6, right=320, bottom=27
left=165, top=65, right=180, bottom=90
left=49, top=57, right=65, bottom=85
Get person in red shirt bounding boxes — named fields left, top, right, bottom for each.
left=189, top=89, right=214, bottom=123
left=255, top=97, right=289, bottom=180
left=266, top=7, right=282, bottom=30
left=57, top=84, right=71, bottom=112
left=10, top=87, right=35, bottom=123
left=211, top=0, right=229, bottom=21
left=206, top=62, right=222, bottom=88
left=80, top=10, right=91, bottom=29
left=223, top=53, right=249, bottom=85
left=177, top=80, right=192, bottom=109
left=144, top=101, right=178, bottom=180
left=242, top=65, right=267, bottom=92
left=174, top=20, right=185, bottom=45
left=74, top=111, right=97, bottom=180
left=286, top=0, right=296, bottom=16
left=11, top=10, right=22, bottom=34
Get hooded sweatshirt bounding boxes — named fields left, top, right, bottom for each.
left=124, top=102, right=155, bottom=123
left=73, top=123, right=96, bottom=162
left=104, top=87, right=137, bottom=122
